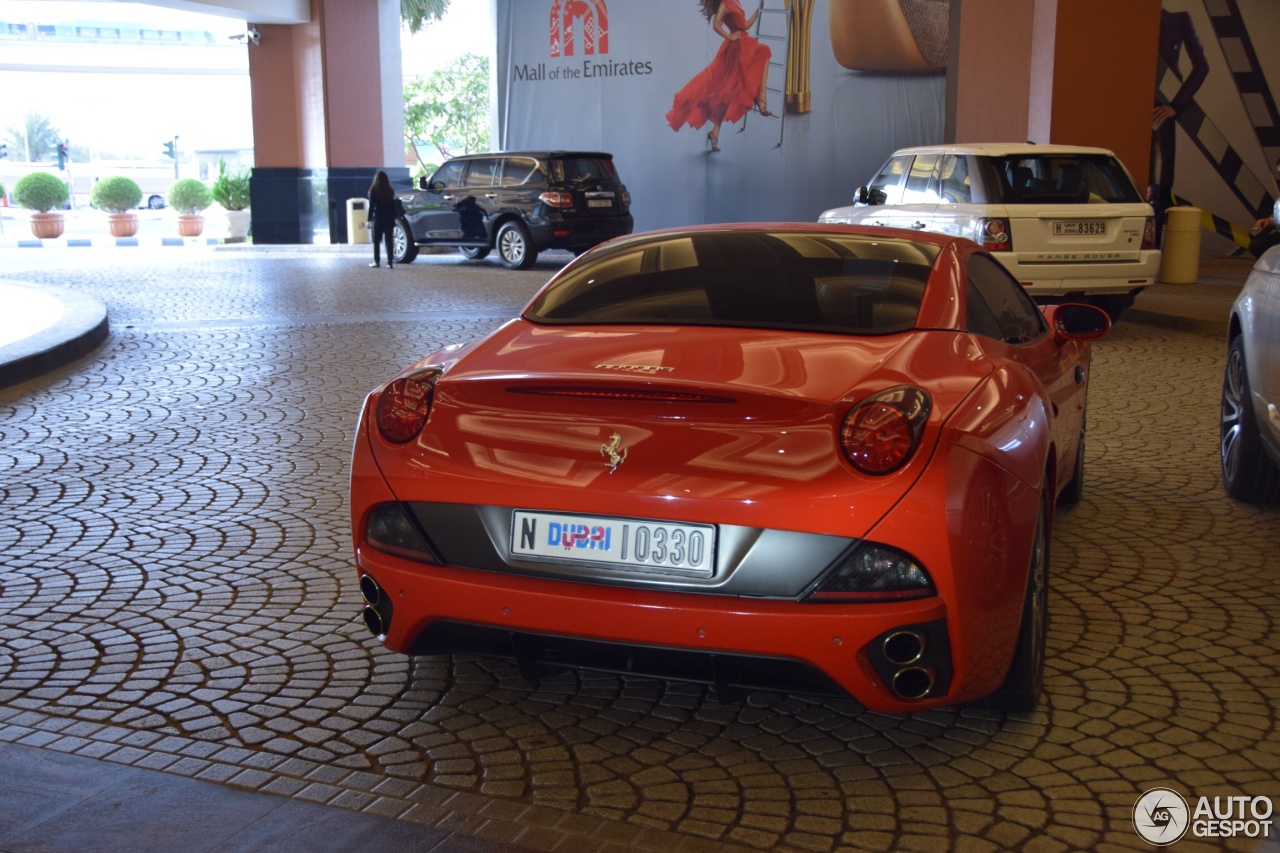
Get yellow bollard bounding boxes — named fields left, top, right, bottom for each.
left=1158, top=206, right=1201, bottom=284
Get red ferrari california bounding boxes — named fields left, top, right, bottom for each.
left=350, top=224, right=1109, bottom=714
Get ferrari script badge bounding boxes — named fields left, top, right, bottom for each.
left=600, top=433, right=627, bottom=473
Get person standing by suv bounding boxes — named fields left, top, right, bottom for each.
left=366, top=171, right=398, bottom=269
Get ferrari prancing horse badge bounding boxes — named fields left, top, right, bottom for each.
left=600, top=433, right=627, bottom=473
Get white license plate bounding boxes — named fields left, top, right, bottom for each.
left=1053, top=220, right=1107, bottom=236
left=587, top=199, right=612, bottom=208
left=512, top=511, right=715, bottom=576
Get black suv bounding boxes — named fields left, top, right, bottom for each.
left=392, top=151, right=634, bottom=269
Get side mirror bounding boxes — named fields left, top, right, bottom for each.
left=856, top=186, right=870, bottom=205
left=417, top=176, right=429, bottom=190
left=1046, top=303, right=1111, bottom=341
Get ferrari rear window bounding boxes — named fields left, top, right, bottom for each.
left=525, top=231, right=938, bottom=335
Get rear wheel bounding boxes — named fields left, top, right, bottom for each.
left=986, top=494, right=1048, bottom=713
left=459, top=245, right=490, bottom=260
left=146, top=195, right=165, bottom=210
left=392, top=219, right=419, bottom=264
left=497, top=221, right=538, bottom=270
left=1220, top=336, right=1280, bottom=502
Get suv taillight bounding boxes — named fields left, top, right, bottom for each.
left=977, top=217, right=1012, bottom=252
left=539, top=192, right=575, bottom=208
left=1142, top=216, right=1156, bottom=250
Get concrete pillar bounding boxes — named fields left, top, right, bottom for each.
left=946, top=0, right=1161, bottom=187
left=247, top=0, right=407, bottom=244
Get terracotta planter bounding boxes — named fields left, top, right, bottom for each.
left=29, top=212, right=66, bottom=239
left=176, top=214, right=205, bottom=237
left=107, top=212, right=139, bottom=238
left=225, top=209, right=251, bottom=241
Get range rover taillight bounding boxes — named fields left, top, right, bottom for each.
left=1142, top=216, right=1156, bottom=250
left=978, top=217, right=1012, bottom=252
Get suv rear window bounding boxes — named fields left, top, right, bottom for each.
left=549, top=157, right=618, bottom=184
left=982, top=154, right=1142, bottom=205
left=525, top=231, right=939, bottom=335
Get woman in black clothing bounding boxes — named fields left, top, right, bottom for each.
left=367, top=170, right=398, bottom=269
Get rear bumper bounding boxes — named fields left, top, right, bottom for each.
left=355, top=544, right=953, bottom=713
left=529, top=214, right=634, bottom=251
left=997, top=250, right=1161, bottom=296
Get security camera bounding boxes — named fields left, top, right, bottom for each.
left=229, top=26, right=260, bottom=45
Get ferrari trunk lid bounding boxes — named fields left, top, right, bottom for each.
left=373, top=321, right=990, bottom=537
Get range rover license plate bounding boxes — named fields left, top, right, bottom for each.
left=587, top=199, right=612, bottom=208
left=1053, top=220, right=1107, bottom=236
left=512, top=510, right=715, bottom=576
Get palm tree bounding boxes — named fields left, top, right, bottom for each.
left=4, top=112, right=62, bottom=163
left=401, top=0, right=450, bottom=34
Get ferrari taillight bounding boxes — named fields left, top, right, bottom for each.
left=840, top=387, right=931, bottom=475
left=375, top=371, right=439, bottom=443
left=804, top=543, right=934, bottom=602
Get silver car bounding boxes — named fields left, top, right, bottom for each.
left=819, top=144, right=1161, bottom=320
left=1221, top=247, right=1280, bottom=502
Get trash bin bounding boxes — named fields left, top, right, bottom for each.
left=346, top=198, right=369, bottom=244
left=1159, top=206, right=1201, bottom=284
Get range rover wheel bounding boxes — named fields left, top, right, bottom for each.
left=392, top=219, right=419, bottom=264
left=497, top=221, right=538, bottom=270
left=459, top=246, right=490, bottom=260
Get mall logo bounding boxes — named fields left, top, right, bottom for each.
left=550, top=0, right=608, bottom=57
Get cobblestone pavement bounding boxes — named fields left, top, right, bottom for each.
left=1, top=248, right=1278, bottom=853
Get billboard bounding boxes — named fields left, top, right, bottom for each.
left=494, top=0, right=948, bottom=233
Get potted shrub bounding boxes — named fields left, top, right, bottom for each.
left=90, top=176, right=143, bottom=238
left=13, top=171, right=70, bottom=239
left=167, top=178, right=212, bottom=237
left=210, top=157, right=252, bottom=242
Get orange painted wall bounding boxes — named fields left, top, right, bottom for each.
left=1046, top=0, right=1161, bottom=187
left=249, top=4, right=326, bottom=169
left=949, top=0, right=1161, bottom=187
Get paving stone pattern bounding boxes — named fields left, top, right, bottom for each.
left=1, top=250, right=1278, bottom=852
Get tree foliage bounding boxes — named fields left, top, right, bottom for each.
left=401, top=0, right=449, bottom=34
left=404, top=53, right=491, bottom=174
left=4, top=112, right=62, bottom=162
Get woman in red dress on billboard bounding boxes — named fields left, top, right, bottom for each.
left=666, top=0, right=772, bottom=152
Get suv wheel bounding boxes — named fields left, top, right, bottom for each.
left=393, top=219, right=419, bottom=264
left=497, top=221, right=538, bottom=270
left=459, top=246, right=491, bottom=260
left=1221, top=335, right=1280, bottom=502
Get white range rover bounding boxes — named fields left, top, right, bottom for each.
left=819, top=143, right=1161, bottom=319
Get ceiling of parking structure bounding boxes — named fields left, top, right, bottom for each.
left=72, top=0, right=309, bottom=24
